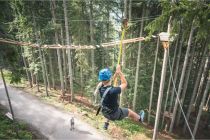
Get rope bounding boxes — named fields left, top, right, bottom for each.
left=113, top=19, right=128, bottom=86
left=117, top=27, right=126, bottom=65
left=167, top=48, right=195, bottom=139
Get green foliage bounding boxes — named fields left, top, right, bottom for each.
left=0, top=111, right=34, bottom=139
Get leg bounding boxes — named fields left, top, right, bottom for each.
left=128, top=109, right=140, bottom=122
left=103, top=118, right=110, bottom=130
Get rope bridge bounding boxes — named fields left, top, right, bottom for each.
left=0, top=37, right=145, bottom=50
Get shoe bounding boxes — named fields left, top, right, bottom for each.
left=139, top=110, right=145, bottom=122
left=103, top=122, right=109, bottom=130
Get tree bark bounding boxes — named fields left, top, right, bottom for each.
left=148, top=36, right=160, bottom=124
left=32, top=11, right=48, bottom=96
left=60, top=25, right=67, bottom=91
left=43, top=51, right=50, bottom=89
left=119, top=0, right=128, bottom=107
left=183, top=46, right=208, bottom=133
left=128, top=0, right=132, bottom=21
left=31, top=47, right=40, bottom=91
left=194, top=57, right=210, bottom=107
left=89, top=0, right=95, bottom=75
left=193, top=75, right=210, bottom=136
left=169, top=19, right=196, bottom=133
left=51, top=0, right=64, bottom=95
left=133, top=7, right=144, bottom=111
left=38, top=47, right=49, bottom=96
left=63, top=0, right=74, bottom=102
left=48, top=50, right=55, bottom=89
left=168, top=36, right=183, bottom=113
left=176, top=43, right=196, bottom=127
left=21, top=47, right=32, bottom=88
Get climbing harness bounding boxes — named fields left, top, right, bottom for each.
left=96, top=87, right=112, bottom=116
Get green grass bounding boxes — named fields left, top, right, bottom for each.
left=115, top=119, right=147, bottom=134
left=0, top=111, right=34, bottom=139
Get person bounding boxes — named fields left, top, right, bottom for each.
left=94, top=65, right=145, bottom=129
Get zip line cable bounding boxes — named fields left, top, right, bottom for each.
left=167, top=48, right=195, bottom=139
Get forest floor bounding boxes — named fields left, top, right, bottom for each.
left=0, top=71, right=179, bottom=140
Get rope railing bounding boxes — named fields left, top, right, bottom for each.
left=0, top=37, right=145, bottom=50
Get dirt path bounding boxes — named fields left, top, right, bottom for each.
left=0, top=80, right=109, bottom=140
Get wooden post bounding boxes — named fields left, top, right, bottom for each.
left=153, top=15, right=172, bottom=139
left=153, top=43, right=169, bottom=140
left=161, top=35, right=179, bottom=128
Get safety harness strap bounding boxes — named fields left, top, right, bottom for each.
left=96, top=87, right=112, bottom=116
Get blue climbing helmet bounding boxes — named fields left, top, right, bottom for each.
left=98, top=68, right=112, bottom=81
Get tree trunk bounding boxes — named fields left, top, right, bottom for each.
left=21, top=47, right=32, bottom=88
left=148, top=36, right=160, bottom=124
left=89, top=0, right=95, bottom=75
left=129, top=0, right=132, bottom=21
left=193, top=75, right=210, bottom=136
left=119, top=0, right=128, bottom=107
left=30, top=48, right=35, bottom=86
left=60, top=25, right=67, bottom=91
left=38, top=47, right=49, bottom=96
left=176, top=43, right=196, bottom=127
left=43, top=51, right=50, bottom=89
left=194, top=57, right=210, bottom=107
left=133, top=7, right=144, bottom=111
left=51, top=0, right=64, bottom=95
left=169, top=19, right=196, bottom=133
left=63, top=0, right=74, bottom=102
left=32, top=11, right=48, bottom=96
left=183, top=46, right=208, bottom=133
left=31, top=47, right=40, bottom=91
left=48, top=50, right=55, bottom=89
left=168, top=36, right=183, bottom=113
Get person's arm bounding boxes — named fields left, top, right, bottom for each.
left=93, top=82, right=102, bottom=96
left=118, top=72, right=127, bottom=91
left=111, top=72, right=117, bottom=83
left=115, top=65, right=127, bottom=91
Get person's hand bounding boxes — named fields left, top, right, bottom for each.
left=116, top=65, right=121, bottom=74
